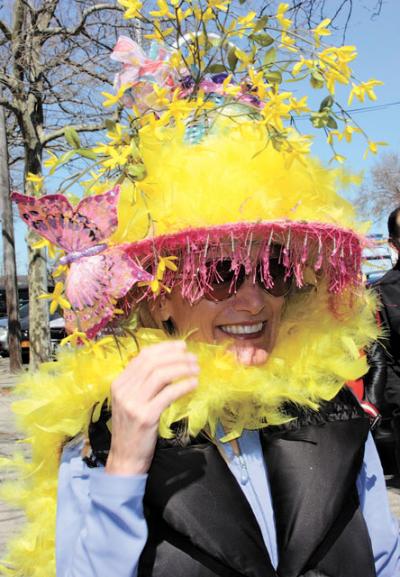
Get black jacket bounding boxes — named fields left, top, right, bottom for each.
left=88, top=389, right=375, bottom=577
left=364, top=264, right=400, bottom=414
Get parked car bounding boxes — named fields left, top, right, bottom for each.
left=0, top=303, right=66, bottom=357
left=0, top=317, right=9, bottom=355
left=363, top=234, right=395, bottom=286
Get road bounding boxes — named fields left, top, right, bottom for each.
left=0, top=359, right=26, bottom=553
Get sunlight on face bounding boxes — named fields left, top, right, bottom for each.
left=154, top=278, right=285, bottom=366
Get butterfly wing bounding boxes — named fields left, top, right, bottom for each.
left=110, top=36, right=147, bottom=66
left=12, top=192, right=75, bottom=250
left=64, top=304, right=115, bottom=340
left=74, top=186, right=120, bottom=243
left=12, top=187, right=120, bottom=253
left=64, top=246, right=152, bottom=337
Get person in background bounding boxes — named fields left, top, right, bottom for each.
left=364, top=206, right=400, bottom=472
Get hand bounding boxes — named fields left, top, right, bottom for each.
left=230, top=344, right=268, bottom=366
left=105, top=340, right=199, bottom=476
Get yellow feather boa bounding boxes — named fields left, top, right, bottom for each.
left=0, top=287, right=378, bottom=576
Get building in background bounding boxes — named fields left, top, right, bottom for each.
left=363, top=234, right=396, bottom=285
left=0, top=275, right=29, bottom=317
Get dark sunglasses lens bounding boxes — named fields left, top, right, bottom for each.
left=259, top=259, right=292, bottom=296
left=206, top=260, right=244, bottom=301
left=205, top=258, right=291, bottom=301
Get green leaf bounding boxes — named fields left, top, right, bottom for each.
left=207, top=34, right=220, bottom=49
left=263, top=47, right=277, bottom=66
left=319, top=95, right=334, bottom=112
left=76, top=149, right=98, bottom=160
left=227, top=46, right=238, bottom=72
left=66, top=193, right=81, bottom=205
left=239, top=0, right=247, bottom=4
left=310, top=69, right=325, bottom=89
left=326, top=116, right=338, bottom=129
left=127, top=164, right=146, bottom=179
left=129, top=140, right=139, bottom=157
left=105, top=119, right=116, bottom=132
left=286, top=72, right=310, bottom=83
left=253, top=15, right=269, bottom=32
left=64, top=127, right=81, bottom=149
left=264, top=70, right=282, bottom=84
left=250, top=33, right=274, bottom=47
left=310, top=111, right=327, bottom=128
left=59, top=150, right=75, bottom=164
left=206, top=63, right=227, bottom=74
left=269, top=130, right=286, bottom=152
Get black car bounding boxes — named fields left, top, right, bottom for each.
left=0, top=303, right=66, bottom=357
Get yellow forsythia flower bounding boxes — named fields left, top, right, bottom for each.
left=348, top=79, right=384, bottom=105
left=313, top=18, right=331, bottom=47
left=39, top=282, right=71, bottom=314
left=118, top=0, right=143, bottom=19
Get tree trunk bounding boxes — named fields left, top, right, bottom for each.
left=25, top=143, right=50, bottom=370
left=0, top=90, right=22, bottom=372
left=26, top=228, right=49, bottom=368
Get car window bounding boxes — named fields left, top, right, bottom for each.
left=18, top=301, right=64, bottom=321
left=18, top=303, right=30, bottom=318
left=50, top=312, right=62, bottom=321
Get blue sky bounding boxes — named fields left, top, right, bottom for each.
left=6, top=0, right=400, bottom=275
left=312, top=1, right=400, bottom=173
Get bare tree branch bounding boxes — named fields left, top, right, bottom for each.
left=42, top=121, right=107, bottom=145
left=43, top=3, right=124, bottom=37
left=0, top=96, right=20, bottom=114
left=0, top=72, right=20, bottom=93
left=356, top=153, right=400, bottom=222
left=0, top=19, right=12, bottom=41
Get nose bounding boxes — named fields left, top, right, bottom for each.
left=232, top=277, right=265, bottom=315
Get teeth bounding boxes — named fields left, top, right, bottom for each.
left=220, top=322, right=264, bottom=335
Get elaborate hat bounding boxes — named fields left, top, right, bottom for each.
left=12, top=1, right=381, bottom=339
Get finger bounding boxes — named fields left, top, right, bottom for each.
left=232, top=346, right=268, bottom=366
left=117, top=350, right=198, bottom=395
left=250, top=349, right=268, bottom=366
left=142, top=361, right=200, bottom=401
left=122, top=341, right=191, bottom=379
left=150, top=376, right=199, bottom=416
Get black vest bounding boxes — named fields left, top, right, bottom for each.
left=87, top=389, right=376, bottom=577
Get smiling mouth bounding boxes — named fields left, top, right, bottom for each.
left=218, top=322, right=266, bottom=339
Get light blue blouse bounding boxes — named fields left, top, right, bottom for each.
left=56, top=432, right=400, bottom=577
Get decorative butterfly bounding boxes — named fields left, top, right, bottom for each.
left=12, top=187, right=152, bottom=338
left=111, top=36, right=177, bottom=113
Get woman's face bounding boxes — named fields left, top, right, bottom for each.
left=154, top=278, right=285, bottom=365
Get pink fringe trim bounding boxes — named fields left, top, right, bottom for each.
left=125, top=220, right=365, bottom=304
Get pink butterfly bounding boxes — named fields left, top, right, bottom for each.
left=111, top=36, right=179, bottom=112
left=12, top=187, right=152, bottom=338
left=111, top=36, right=172, bottom=85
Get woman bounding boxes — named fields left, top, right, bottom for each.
left=6, top=11, right=400, bottom=576
left=10, top=89, right=400, bottom=577
left=55, top=257, right=400, bottom=577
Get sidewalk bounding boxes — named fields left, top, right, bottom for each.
left=0, top=358, right=27, bottom=554
left=0, top=357, right=399, bottom=556
left=0, top=357, right=23, bottom=390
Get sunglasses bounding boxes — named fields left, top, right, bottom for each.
left=204, top=258, right=292, bottom=302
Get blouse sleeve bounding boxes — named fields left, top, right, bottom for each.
left=56, top=442, right=148, bottom=577
left=357, top=432, right=400, bottom=577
